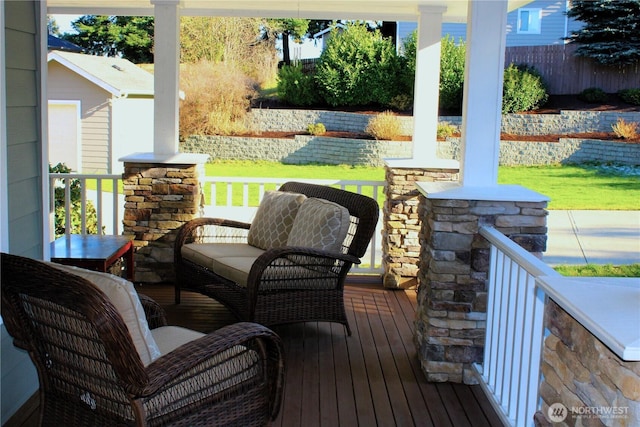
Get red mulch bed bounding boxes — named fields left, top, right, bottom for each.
left=236, top=130, right=638, bottom=143
left=246, top=95, right=639, bottom=143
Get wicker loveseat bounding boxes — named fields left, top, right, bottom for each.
left=1, top=252, right=285, bottom=427
left=174, top=181, right=380, bottom=335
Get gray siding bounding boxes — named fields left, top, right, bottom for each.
left=2, top=1, right=42, bottom=423
left=398, top=0, right=581, bottom=47
left=48, top=61, right=112, bottom=173
left=505, top=0, right=570, bottom=46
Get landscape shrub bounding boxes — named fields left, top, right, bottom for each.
left=277, top=64, right=320, bottom=106
left=365, top=111, right=402, bottom=140
left=439, top=36, right=466, bottom=113
left=396, top=30, right=417, bottom=102
left=388, top=94, right=413, bottom=112
left=307, top=123, right=326, bottom=135
left=578, top=87, right=607, bottom=103
left=180, top=61, right=258, bottom=138
left=50, top=163, right=99, bottom=238
left=437, top=122, right=458, bottom=139
left=612, top=118, right=638, bottom=140
left=501, top=64, right=549, bottom=113
left=315, top=23, right=401, bottom=107
left=618, top=88, right=640, bottom=105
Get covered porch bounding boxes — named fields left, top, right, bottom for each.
left=9, top=278, right=503, bottom=427
left=3, top=0, right=640, bottom=426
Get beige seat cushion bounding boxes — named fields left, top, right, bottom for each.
left=49, top=263, right=161, bottom=366
left=182, top=243, right=266, bottom=286
left=146, top=327, right=261, bottom=409
left=247, top=190, right=306, bottom=250
left=287, top=197, right=351, bottom=253
left=151, top=326, right=206, bottom=355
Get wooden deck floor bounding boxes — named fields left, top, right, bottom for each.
left=9, top=279, right=502, bottom=427
left=138, top=279, right=502, bottom=427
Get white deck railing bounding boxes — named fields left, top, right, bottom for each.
left=49, top=173, right=124, bottom=239
left=49, top=174, right=386, bottom=274
left=475, top=226, right=561, bottom=427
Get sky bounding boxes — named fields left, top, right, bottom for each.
left=52, top=14, right=80, bottom=34
left=51, top=14, right=322, bottom=59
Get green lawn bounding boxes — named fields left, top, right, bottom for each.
left=82, top=161, right=638, bottom=210
left=204, top=161, right=386, bottom=206
left=205, top=161, right=638, bottom=210
left=553, top=263, right=640, bottom=277
left=498, top=165, right=639, bottom=210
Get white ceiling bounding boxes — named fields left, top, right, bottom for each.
left=47, top=0, right=533, bottom=23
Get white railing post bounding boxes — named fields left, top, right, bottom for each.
left=475, top=226, right=559, bottom=427
left=49, top=174, right=386, bottom=275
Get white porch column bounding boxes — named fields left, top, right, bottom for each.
left=459, top=0, right=508, bottom=186
left=152, top=0, right=180, bottom=155
left=412, top=6, right=446, bottom=161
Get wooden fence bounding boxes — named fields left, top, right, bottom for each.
left=288, top=44, right=638, bottom=95
left=505, top=44, right=639, bottom=95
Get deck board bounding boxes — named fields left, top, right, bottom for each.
left=10, top=279, right=502, bottom=427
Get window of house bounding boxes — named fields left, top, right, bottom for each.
left=517, top=8, right=542, bottom=34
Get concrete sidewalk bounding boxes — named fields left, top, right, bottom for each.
left=543, top=210, right=640, bottom=266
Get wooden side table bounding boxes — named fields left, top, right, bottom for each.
left=50, top=235, right=135, bottom=280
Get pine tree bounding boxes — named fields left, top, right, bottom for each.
left=566, top=0, right=640, bottom=66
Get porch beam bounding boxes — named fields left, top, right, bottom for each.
left=412, top=6, right=446, bottom=161
left=459, top=0, right=508, bottom=187
left=152, top=0, right=180, bottom=155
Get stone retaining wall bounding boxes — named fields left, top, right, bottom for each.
left=182, top=135, right=412, bottom=167
left=182, top=135, right=639, bottom=167
left=439, top=138, right=640, bottom=166
left=534, top=300, right=640, bottom=427
left=247, top=108, right=640, bottom=136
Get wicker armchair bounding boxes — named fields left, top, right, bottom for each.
left=1, top=252, right=285, bottom=427
left=174, top=181, right=380, bottom=336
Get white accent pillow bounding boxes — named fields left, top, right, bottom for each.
left=49, top=263, right=161, bottom=366
left=287, top=198, right=351, bottom=253
left=247, top=190, right=306, bottom=250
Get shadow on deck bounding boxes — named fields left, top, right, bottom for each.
left=137, top=278, right=502, bottom=427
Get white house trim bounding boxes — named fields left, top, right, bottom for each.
left=0, top=1, right=7, bottom=253
left=152, top=0, right=181, bottom=155
left=459, top=0, right=508, bottom=187
left=411, top=6, right=446, bottom=163
left=40, top=0, right=51, bottom=260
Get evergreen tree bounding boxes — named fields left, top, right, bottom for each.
left=63, top=15, right=154, bottom=63
left=565, top=0, right=640, bottom=65
left=266, top=19, right=310, bottom=65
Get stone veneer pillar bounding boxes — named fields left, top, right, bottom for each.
left=121, top=153, right=208, bottom=283
left=534, top=300, right=640, bottom=427
left=383, top=160, right=459, bottom=289
left=414, top=183, right=548, bottom=384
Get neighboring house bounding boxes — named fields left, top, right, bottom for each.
left=287, top=22, right=346, bottom=61
left=47, top=51, right=155, bottom=174
left=47, top=34, right=84, bottom=53
left=398, top=0, right=583, bottom=47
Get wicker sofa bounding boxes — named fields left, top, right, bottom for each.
left=174, top=181, right=380, bottom=335
left=1, top=252, right=285, bottom=426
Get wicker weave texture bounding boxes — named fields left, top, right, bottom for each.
left=175, top=182, right=380, bottom=336
left=1, top=252, right=285, bottom=426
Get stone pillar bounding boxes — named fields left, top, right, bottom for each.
left=534, top=300, right=640, bottom=427
left=414, top=183, right=548, bottom=384
left=121, top=154, right=208, bottom=283
left=382, top=160, right=459, bottom=289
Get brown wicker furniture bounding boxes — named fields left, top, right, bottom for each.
left=174, top=181, right=380, bottom=335
left=1, top=252, right=285, bottom=427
